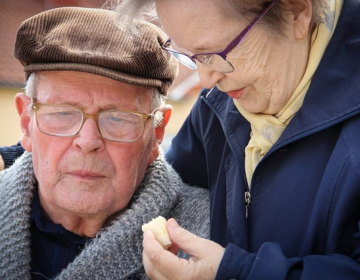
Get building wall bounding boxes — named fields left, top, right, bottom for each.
left=162, top=95, right=198, bottom=149
left=0, top=87, right=23, bottom=146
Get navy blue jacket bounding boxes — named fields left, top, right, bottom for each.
left=166, top=1, right=360, bottom=279
left=0, top=142, right=24, bottom=169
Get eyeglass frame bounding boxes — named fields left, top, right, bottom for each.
left=161, top=1, right=276, bottom=73
left=30, top=97, right=159, bottom=143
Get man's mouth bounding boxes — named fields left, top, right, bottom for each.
left=69, top=171, right=105, bottom=180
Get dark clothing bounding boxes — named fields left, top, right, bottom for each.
left=30, top=187, right=88, bottom=280
left=165, top=1, right=360, bottom=279
left=0, top=142, right=25, bottom=168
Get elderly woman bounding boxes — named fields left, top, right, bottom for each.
left=114, top=0, right=360, bottom=279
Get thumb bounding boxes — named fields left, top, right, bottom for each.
left=166, top=218, right=206, bottom=257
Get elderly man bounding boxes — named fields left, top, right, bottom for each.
left=0, top=7, right=209, bottom=280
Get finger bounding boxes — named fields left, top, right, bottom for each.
left=166, top=218, right=209, bottom=257
left=143, top=230, right=190, bottom=279
left=142, top=248, right=169, bottom=280
left=166, top=219, right=225, bottom=278
left=142, top=230, right=168, bottom=279
left=143, top=229, right=165, bottom=252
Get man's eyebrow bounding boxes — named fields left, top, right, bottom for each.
left=46, top=96, right=136, bottom=111
left=46, top=99, right=81, bottom=106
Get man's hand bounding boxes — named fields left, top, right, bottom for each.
left=142, top=218, right=225, bottom=280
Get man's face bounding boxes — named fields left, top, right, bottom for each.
left=19, top=71, right=159, bottom=224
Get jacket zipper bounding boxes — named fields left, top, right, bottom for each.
left=245, top=191, right=251, bottom=218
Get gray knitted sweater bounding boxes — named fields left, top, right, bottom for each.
left=0, top=152, right=210, bottom=279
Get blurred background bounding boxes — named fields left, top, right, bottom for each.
left=0, top=0, right=202, bottom=149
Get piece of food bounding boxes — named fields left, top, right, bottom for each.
left=142, top=216, right=171, bottom=249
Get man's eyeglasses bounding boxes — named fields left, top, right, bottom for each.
left=162, top=1, right=276, bottom=73
left=31, top=98, right=158, bottom=143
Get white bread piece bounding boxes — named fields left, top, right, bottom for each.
left=142, top=216, right=171, bottom=249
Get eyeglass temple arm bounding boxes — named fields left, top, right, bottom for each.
left=219, top=1, right=276, bottom=58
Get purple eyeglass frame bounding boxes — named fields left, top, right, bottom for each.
left=162, top=1, right=276, bottom=71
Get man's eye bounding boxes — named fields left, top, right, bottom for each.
left=58, top=111, right=76, bottom=116
left=109, top=116, right=124, bottom=122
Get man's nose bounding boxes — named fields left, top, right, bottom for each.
left=72, top=119, right=104, bottom=152
left=196, top=63, right=226, bottom=90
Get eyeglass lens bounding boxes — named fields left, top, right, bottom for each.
left=166, top=49, right=197, bottom=69
left=99, top=110, right=144, bottom=141
left=195, top=54, right=234, bottom=73
left=35, top=105, right=147, bottom=142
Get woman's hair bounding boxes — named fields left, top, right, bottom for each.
left=217, top=0, right=331, bottom=37
left=25, top=72, right=165, bottom=128
left=113, top=0, right=158, bottom=34
left=114, top=0, right=331, bottom=37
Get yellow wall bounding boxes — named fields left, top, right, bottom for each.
left=0, top=87, right=23, bottom=146
left=166, top=95, right=197, bottom=134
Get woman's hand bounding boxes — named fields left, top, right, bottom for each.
left=142, top=218, right=225, bottom=280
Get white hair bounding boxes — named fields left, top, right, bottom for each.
left=151, top=88, right=166, bottom=128
left=112, top=0, right=156, bottom=31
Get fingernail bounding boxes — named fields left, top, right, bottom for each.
left=143, top=230, right=153, bottom=238
left=167, top=218, right=179, bottom=229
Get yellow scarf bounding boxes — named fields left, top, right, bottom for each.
left=234, top=0, right=342, bottom=186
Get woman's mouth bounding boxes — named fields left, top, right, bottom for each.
left=226, top=88, right=245, bottom=99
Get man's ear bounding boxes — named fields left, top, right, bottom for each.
left=286, top=0, right=312, bottom=39
left=15, top=93, right=32, bottom=152
left=148, top=104, right=172, bottom=164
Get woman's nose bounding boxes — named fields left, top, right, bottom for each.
left=196, top=63, right=226, bottom=89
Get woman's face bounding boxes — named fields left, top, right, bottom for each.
left=156, top=0, right=311, bottom=115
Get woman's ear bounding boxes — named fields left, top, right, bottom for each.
left=286, top=0, right=312, bottom=39
left=148, top=104, right=172, bottom=164
left=15, top=93, right=32, bottom=152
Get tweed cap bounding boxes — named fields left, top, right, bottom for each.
left=14, top=7, right=178, bottom=96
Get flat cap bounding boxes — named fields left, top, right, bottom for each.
left=14, top=7, right=178, bottom=96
